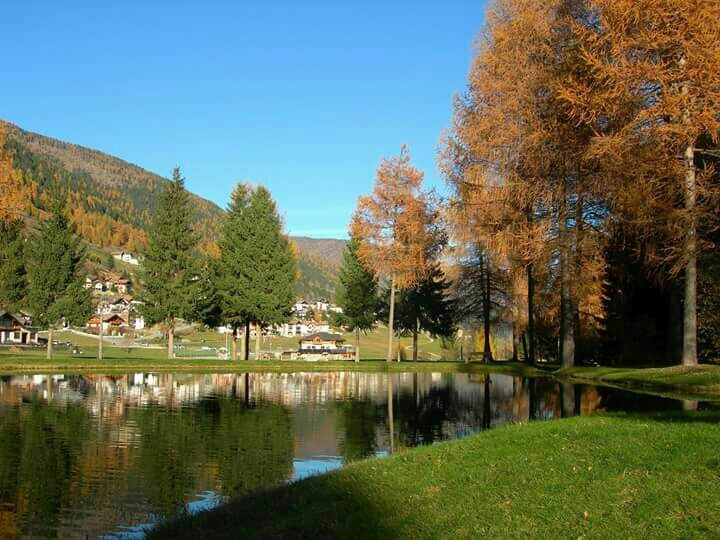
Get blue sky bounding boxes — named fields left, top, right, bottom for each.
left=2, top=1, right=487, bottom=238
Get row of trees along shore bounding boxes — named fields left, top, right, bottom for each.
left=349, top=0, right=719, bottom=368
left=141, top=170, right=296, bottom=359
left=0, top=128, right=296, bottom=360
left=436, top=0, right=720, bottom=367
left=1, top=0, right=718, bottom=366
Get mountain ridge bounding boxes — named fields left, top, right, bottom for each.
left=2, top=120, right=345, bottom=300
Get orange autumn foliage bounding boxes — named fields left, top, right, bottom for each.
left=351, top=146, right=442, bottom=289
left=0, top=123, right=25, bottom=223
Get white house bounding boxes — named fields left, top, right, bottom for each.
left=0, top=311, right=39, bottom=345
left=283, top=332, right=353, bottom=360
left=292, top=301, right=311, bottom=319
left=278, top=321, right=311, bottom=337
left=315, top=299, right=329, bottom=312
left=86, top=314, right=127, bottom=336
left=112, top=251, right=140, bottom=266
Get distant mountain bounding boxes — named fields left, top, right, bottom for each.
left=291, top=237, right=347, bottom=301
left=2, top=120, right=344, bottom=299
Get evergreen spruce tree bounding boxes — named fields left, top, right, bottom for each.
left=218, top=183, right=254, bottom=360
left=391, top=265, right=455, bottom=361
left=26, top=201, right=92, bottom=359
left=247, top=186, right=296, bottom=358
left=140, top=168, right=200, bottom=359
left=336, top=236, right=379, bottom=362
left=191, top=261, right=223, bottom=329
left=218, top=183, right=296, bottom=360
left=0, top=219, right=26, bottom=311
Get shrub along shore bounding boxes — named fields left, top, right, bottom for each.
left=149, top=411, right=720, bottom=539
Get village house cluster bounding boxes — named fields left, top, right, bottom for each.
left=276, top=298, right=343, bottom=337
left=83, top=271, right=144, bottom=336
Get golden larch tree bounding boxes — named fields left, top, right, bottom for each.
left=561, top=0, right=720, bottom=365
left=352, top=147, right=440, bottom=362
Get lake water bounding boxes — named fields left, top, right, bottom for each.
left=0, top=371, right=709, bottom=538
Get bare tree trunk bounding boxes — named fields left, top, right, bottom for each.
left=386, top=274, right=396, bottom=362
left=573, top=193, right=584, bottom=361
left=561, top=383, right=577, bottom=418
left=412, top=317, right=419, bottom=362
left=98, top=318, right=103, bottom=361
left=255, top=323, right=261, bottom=360
left=355, top=328, right=360, bottom=363
left=483, top=254, right=493, bottom=363
left=244, top=320, right=250, bottom=361
left=527, top=263, right=535, bottom=364
left=46, top=329, right=53, bottom=360
left=232, top=326, right=238, bottom=361
left=683, top=142, right=698, bottom=366
left=387, top=374, right=394, bottom=454
left=511, top=321, right=519, bottom=362
left=482, top=375, right=491, bottom=429
left=528, top=377, right=536, bottom=421
left=167, top=322, right=174, bottom=360
left=559, top=181, right=575, bottom=368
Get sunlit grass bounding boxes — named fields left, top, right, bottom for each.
left=149, top=411, right=720, bottom=539
left=558, top=365, right=720, bottom=394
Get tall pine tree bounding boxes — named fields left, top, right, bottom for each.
left=0, top=219, right=26, bottom=312
left=27, top=200, right=92, bottom=359
left=218, top=183, right=296, bottom=360
left=336, top=236, right=379, bottom=362
left=140, top=168, right=200, bottom=359
left=218, top=183, right=254, bottom=360
left=247, top=186, right=296, bottom=358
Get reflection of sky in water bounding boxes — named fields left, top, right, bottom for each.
left=0, top=371, right=696, bottom=539
left=108, top=458, right=350, bottom=538
left=294, top=456, right=343, bottom=480
left=106, top=492, right=223, bottom=539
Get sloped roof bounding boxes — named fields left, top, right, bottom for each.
left=300, top=332, right=344, bottom=342
left=0, top=310, right=26, bottom=326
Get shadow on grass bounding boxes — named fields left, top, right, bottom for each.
left=148, top=410, right=720, bottom=540
left=149, top=471, right=400, bottom=540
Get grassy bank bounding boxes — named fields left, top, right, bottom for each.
left=0, top=354, right=543, bottom=376
left=150, top=412, right=720, bottom=539
left=558, top=364, right=720, bottom=396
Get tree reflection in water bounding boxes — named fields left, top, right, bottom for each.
left=0, top=371, right=699, bottom=538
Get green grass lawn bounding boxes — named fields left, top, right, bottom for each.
left=558, top=365, right=720, bottom=396
left=21, top=324, right=475, bottom=364
left=178, top=326, right=459, bottom=360
left=149, top=411, right=720, bottom=539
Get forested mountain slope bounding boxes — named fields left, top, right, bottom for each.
left=2, top=120, right=344, bottom=299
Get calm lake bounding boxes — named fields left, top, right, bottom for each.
left=0, top=371, right=710, bottom=538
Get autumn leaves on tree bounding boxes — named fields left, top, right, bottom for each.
left=442, top=0, right=719, bottom=367
left=352, top=147, right=447, bottom=362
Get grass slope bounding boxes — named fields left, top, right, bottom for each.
left=558, top=365, right=720, bottom=395
left=150, top=412, right=720, bottom=539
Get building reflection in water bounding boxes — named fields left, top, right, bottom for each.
left=0, top=370, right=698, bottom=538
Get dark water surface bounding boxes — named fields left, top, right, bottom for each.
left=0, top=371, right=710, bottom=538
